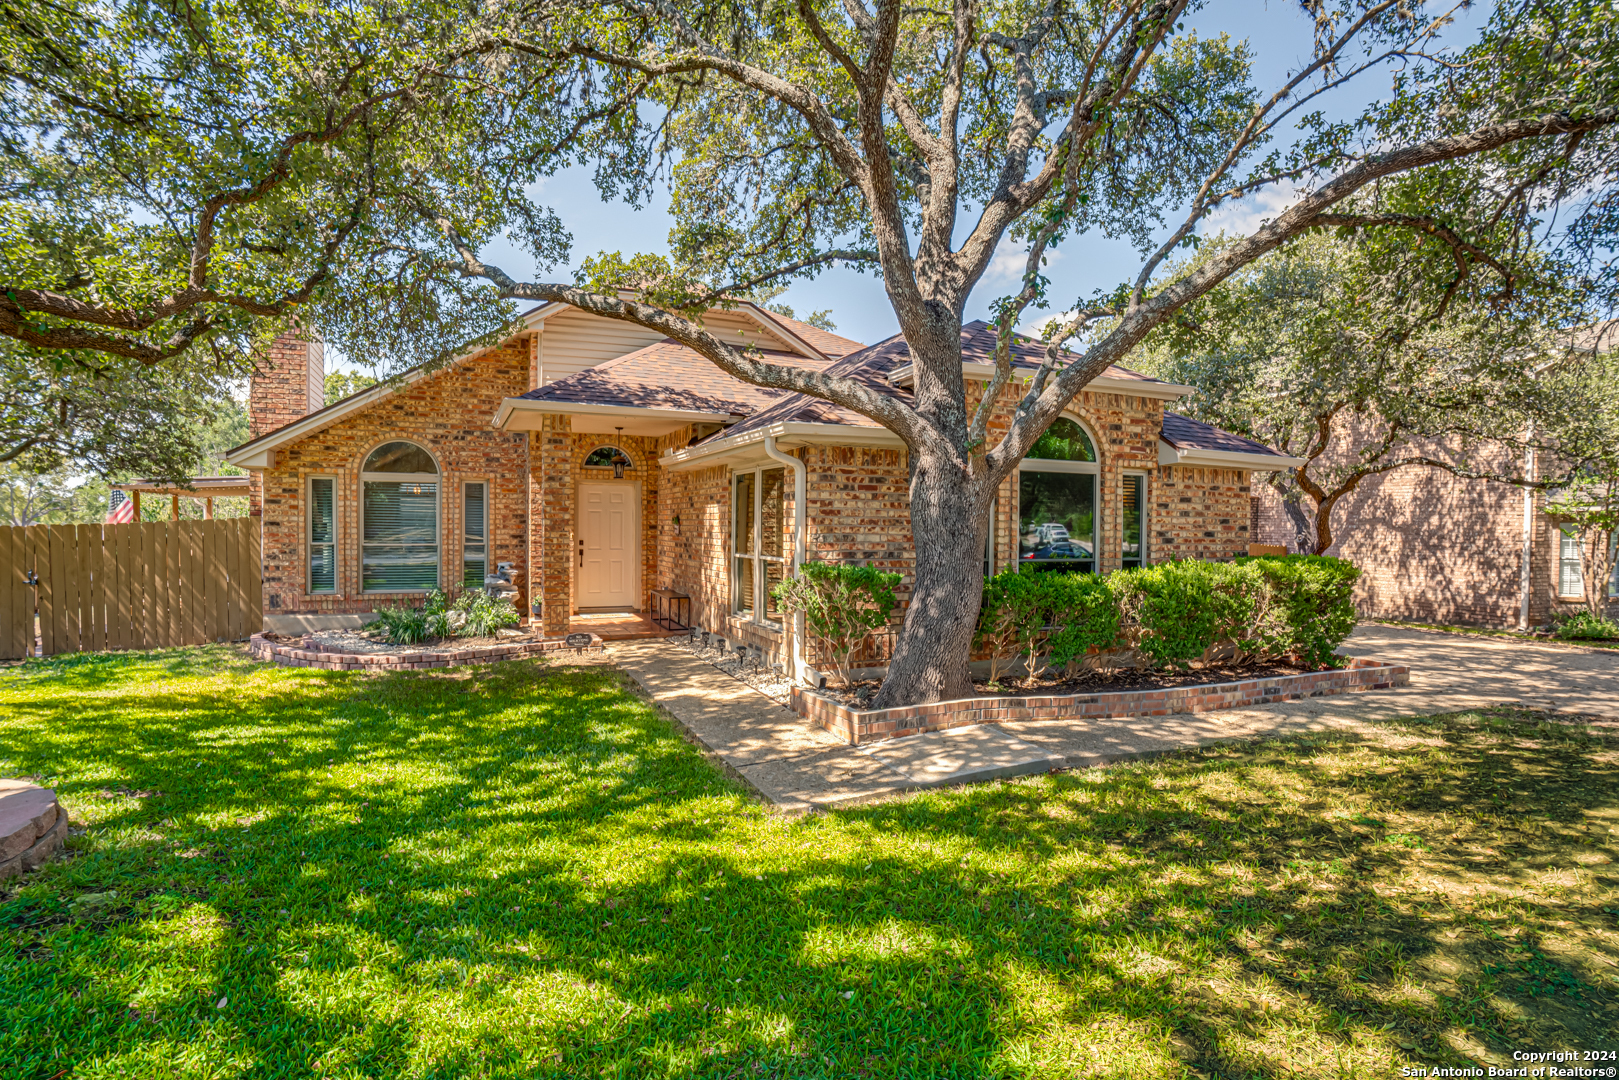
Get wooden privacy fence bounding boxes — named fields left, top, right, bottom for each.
left=0, top=518, right=261, bottom=660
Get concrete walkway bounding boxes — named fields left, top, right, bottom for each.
left=610, top=625, right=1619, bottom=813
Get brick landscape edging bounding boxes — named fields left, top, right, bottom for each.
left=790, top=657, right=1410, bottom=745
left=248, top=632, right=602, bottom=671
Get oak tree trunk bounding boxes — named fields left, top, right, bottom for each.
left=869, top=450, right=991, bottom=709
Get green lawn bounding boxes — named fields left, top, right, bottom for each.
left=2, top=648, right=1615, bottom=1079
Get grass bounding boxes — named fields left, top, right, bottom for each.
left=1, top=647, right=1616, bottom=1079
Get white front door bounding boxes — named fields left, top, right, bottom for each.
left=578, top=483, right=638, bottom=610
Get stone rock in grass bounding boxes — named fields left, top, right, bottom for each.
left=0, top=779, right=67, bottom=879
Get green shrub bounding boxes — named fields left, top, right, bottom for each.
left=975, top=570, right=1119, bottom=684
left=452, top=590, right=520, bottom=637
left=1234, top=555, right=1360, bottom=667
left=771, top=562, right=901, bottom=687
left=374, top=589, right=452, bottom=645
left=1110, top=560, right=1261, bottom=668
left=1553, top=609, right=1619, bottom=640
left=974, top=555, right=1360, bottom=677
left=374, top=602, right=429, bottom=645
left=1044, top=573, right=1121, bottom=675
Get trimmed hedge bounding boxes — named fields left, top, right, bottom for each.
left=977, top=555, right=1360, bottom=681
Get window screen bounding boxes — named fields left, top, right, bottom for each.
left=308, top=477, right=336, bottom=592
left=463, top=482, right=487, bottom=588
left=1559, top=527, right=1584, bottom=598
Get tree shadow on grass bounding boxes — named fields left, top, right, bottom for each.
left=2, top=652, right=1616, bottom=1079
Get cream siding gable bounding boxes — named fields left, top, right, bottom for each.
left=534, top=308, right=797, bottom=386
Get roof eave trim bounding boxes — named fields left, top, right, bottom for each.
left=493, top=397, right=741, bottom=428
left=660, top=421, right=903, bottom=470
left=1158, top=439, right=1305, bottom=471
left=887, top=361, right=1193, bottom=399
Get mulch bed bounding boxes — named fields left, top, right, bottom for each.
left=821, top=660, right=1325, bottom=707
left=260, top=628, right=541, bottom=656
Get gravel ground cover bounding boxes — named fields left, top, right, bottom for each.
left=1, top=645, right=1614, bottom=1078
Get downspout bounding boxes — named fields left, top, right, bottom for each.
left=1519, top=354, right=1564, bottom=631
left=763, top=436, right=809, bottom=684
left=1519, top=440, right=1535, bottom=631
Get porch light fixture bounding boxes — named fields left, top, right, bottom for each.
left=612, top=427, right=629, bottom=478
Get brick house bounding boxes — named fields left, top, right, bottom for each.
left=225, top=303, right=1300, bottom=676
left=1252, top=454, right=1619, bottom=629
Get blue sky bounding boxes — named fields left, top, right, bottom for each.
left=330, top=0, right=1490, bottom=369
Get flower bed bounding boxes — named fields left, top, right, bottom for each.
left=248, top=632, right=603, bottom=671
left=790, top=656, right=1409, bottom=745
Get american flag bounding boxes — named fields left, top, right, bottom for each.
left=106, top=491, right=136, bottom=524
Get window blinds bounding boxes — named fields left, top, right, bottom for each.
left=463, top=482, right=487, bottom=588
left=309, top=477, right=336, bottom=592
left=363, top=480, right=439, bottom=591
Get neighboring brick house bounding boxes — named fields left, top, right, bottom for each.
left=1251, top=435, right=1619, bottom=629
left=226, top=305, right=1300, bottom=677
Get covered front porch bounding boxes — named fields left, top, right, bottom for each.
left=565, top=611, right=684, bottom=641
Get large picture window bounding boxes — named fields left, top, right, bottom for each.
left=463, top=481, right=488, bottom=588
left=734, top=467, right=787, bottom=623
left=308, top=476, right=336, bottom=593
left=362, top=441, right=440, bottom=592
left=1018, top=417, right=1098, bottom=574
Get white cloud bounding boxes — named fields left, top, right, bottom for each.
left=981, top=234, right=1062, bottom=287
left=1200, top=185, right=1302, bottom=238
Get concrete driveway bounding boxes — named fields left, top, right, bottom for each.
left=998, top=623, right=1619, bottom=767
left=1336, top=623, right=1619, bottom=718
left=614, top=624, right=1619, bottom=813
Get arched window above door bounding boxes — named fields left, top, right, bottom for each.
left=584, top=445, right=633, bottom=469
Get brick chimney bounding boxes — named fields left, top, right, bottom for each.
left=249, top=330, right=325, bottom=438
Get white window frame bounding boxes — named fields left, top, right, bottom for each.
left=731, top=466, right=788, bottom=628
left=1610, top=532, right=1618, bottom=600
left=360, top=443, right=441, bottom=595
left=307, top=474, right=338, bottom=594
left=1122, top=470, right=1149, bottom=570
left=462, top=479, right=489, bottom=590
left=1016, top=414, right=1101, bottom=574
left=1558, top=525, right=1584, bottom=599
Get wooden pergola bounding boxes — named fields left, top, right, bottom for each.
left=110, top=476, right=252, bottom=520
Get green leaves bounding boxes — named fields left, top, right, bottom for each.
left=976, top=556, right=1360, bottom=675
left=771, top=561, right=901, bottom=687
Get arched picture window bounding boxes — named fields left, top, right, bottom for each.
left=361, top=441, right=439, bottom=592
left=1018, top=417, right=1100, bottom=574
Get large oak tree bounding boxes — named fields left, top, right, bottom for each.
left=443, top=0, right=1617, bottom=706
left=9, top=0, right=1617, bottom=704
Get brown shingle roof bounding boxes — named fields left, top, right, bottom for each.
left=751, top=309, right=866, bottom=359
left=1161, top=412, right=1292, bottom=459
left=516, top=340, right=834, bottom=415
left=724, top=319, right=1174, bottom=437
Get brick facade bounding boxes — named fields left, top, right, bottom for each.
left=256, top=344, right=531, bottom=616
left=1250, top=437, right=1617, bottom=628
left=641, top=383, right=1258, bottom=673
left=528, top=419, right=661, bottom=635
left=246, top=331, right=1270, bottom=653
left=249, top=333, right=324, bottom=439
